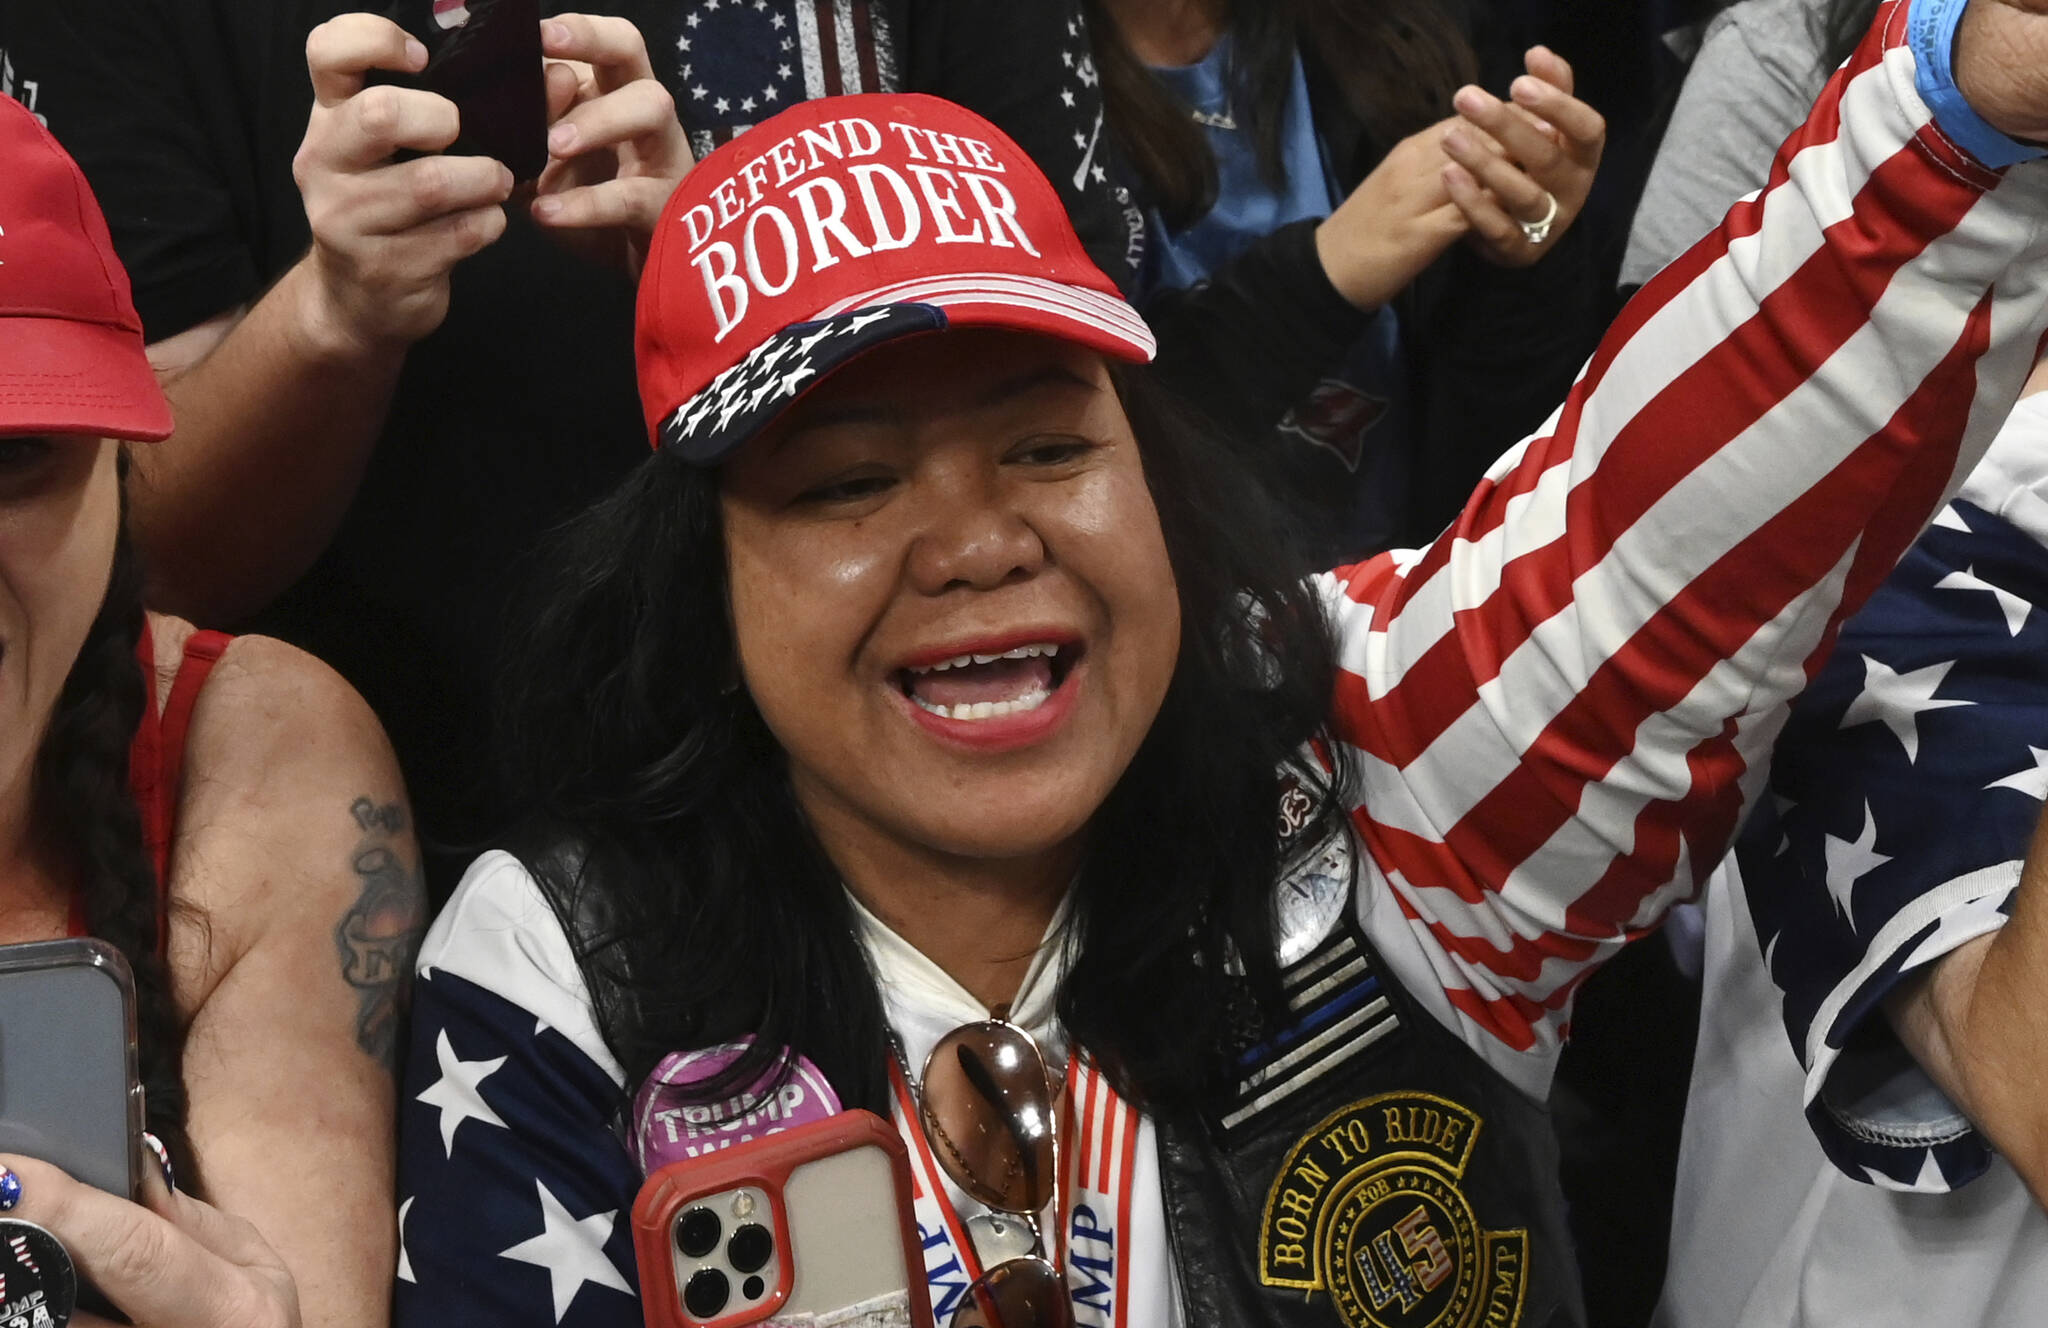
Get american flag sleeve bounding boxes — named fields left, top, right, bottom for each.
left=395, top=854, right=645, bottom=1328
left=1735, top=396, right=2048, bottom=1195
left=1320, top=0, right=2048, bottom=1089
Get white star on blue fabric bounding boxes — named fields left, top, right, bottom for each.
left=1823, top=802, right=1891, bottom=930
left=397, top=1197, right=416, bottom=1284
left=1985, top=745, right=2048, bottom=800
left=1838, top=656, right=1972, bottom=763
left=499, top=1181, right=632, bottom=1323
left=1934, top=564, right=2032, bottom=636
left=415, top=1030, right=507, bottom=1157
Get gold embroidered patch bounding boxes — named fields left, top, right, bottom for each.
left=1258, top=1092, right=1528, bottom=1328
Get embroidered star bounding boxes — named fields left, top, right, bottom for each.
left=676, top=34, right=691, bottom=52
left=741, top=95, right=757, bottom=112
left=1838, top=656, right=1972, bottom=763
left=772, top=12, right=787, bottom=28
left=1935, top=565, right=2032, bottom=636
left=1822, top=802, right=1891, bottom=930
left=777, top=63, right=793, bottom=79
left=781, top=35, right=794, bottom=50
left=1091, top=164, right=1107, bottom=183
left=1072, top=130, right=1088, bottom=149
left=1060, top=88, right=1075, bottom=108
left=704, top=0, right=720, bottom=10
left=843, top=309, right=894, bottom=335
left=499, top=1182, right=632, bottom=1323
left=685, top=11, right=700, bottom=27
left=415, top=1030, right=507, bottom=1158
left=755, top=0, right=768, bottom=9
left=1986, top=746, right=2048, bottom=800
left=691, top=84, right=708, bottom=100
left=1078, top=57, right=1098, bottom=87
left=1062, top=49, right=1074, bottom=67
left=795, top=324, right=841, bottom=355
left=780, top=361, right=818, bottom=395
left=762, top=86, right=779, bottom=102
left=396, top=1197, right=417, bottom=1284
left=682, top=63, right=693, bottom=78
left=714, top=96, right=730, bottom=114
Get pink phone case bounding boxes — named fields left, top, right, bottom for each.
left=631, top=1110, right=936, bottom=1328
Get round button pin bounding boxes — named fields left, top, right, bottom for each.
left=0, top=1218, right=77, bottom=1328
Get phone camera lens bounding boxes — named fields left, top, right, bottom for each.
left=683, top=1268, right=730, bottom=1319
left=677, top=1207, right=722, bottom=1258
left=727, top=1223, right=774, bottom=1274
left=742, top=1275, right=766, bottom=1301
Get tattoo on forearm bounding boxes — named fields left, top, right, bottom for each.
left=337, top=799, right=427, bottom=1069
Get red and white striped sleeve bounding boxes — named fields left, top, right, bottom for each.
left=1327, top=0, right=2048, bottom=1096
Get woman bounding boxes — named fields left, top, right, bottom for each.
left=397, top=10, right=2048, bottom=1326
left=0, top=97, right=416, bottom=1327
left=1085, top=0, right=1608, bottom=558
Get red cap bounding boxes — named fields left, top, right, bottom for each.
left=637, top=92, right=1154, bottom=462
left=0, top=97, right=172, bottom=443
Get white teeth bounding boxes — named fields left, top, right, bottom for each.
left=908, top=642, right=1061, bottom=675
left=909, top=685, right=1052, bottom=720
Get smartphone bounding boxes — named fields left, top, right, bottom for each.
left=632, top=1110, right=936, bottom=1328
left=0, top=939, right=142, bottom=1200
left=383, top=0, right=549, bottom=180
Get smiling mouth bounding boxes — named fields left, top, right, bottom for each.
left=894, top=642, right=1080, bottom=721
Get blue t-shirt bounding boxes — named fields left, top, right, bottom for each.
left=1143, top=35, right=1411, bottom=556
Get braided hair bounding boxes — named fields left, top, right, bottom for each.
left=31, top=517, right=195, bottom=1192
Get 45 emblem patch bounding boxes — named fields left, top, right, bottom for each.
left=1258, top=1093, right=1527, bottom=1328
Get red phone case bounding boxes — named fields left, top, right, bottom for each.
left=631, top=1110, right=936, bottom=1328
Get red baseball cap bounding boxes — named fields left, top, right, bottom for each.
left=637, top=92, right=1154, bottom=463
left=0, top=96, right=172, bottom=443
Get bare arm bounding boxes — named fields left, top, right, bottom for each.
left=167, top=630, right=425, bottom=1328
left=1887, top=801, right=2048, bottom=1208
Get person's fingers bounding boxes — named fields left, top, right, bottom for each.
left=1443, top=163, right=1535, bottom=260
left=373, top=156, right=516, bottom=231
left=1523, top=45, right=1575, bottom=98
left=0, top=1157, right=264, bottom=1328
left=1508, top=73, right=1606, bottom=160
left=545, top=78, right=677, bottom=161
left=306, top=13, right=427, bottom=108
left=531, top=175, right=674, bottom=230
left=1441, top=126, right=1551, bottom=222
left=404, top=201, right=514, bottom=267
left=544, top=60, right=588, bottom=123
left=1452, top=86, right=1563, bottom=176
left=331, top=85, right=464, bottom=170
left=542, top=13, right=655, bottom=94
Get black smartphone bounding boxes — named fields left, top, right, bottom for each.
left=0, top=938, right=142, bottom=1202
left=383, top=0, right=549, bottom=181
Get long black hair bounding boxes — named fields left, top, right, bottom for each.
left=1084, top=0, right=1479, bottom=227
left=32, top=507, right=195, bottom=1189
left=499, top=367, right=1354, bottom=1116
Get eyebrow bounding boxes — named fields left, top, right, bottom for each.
left=772, top=363, right=1099, bottom=451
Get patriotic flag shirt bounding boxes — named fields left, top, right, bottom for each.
left=1662, top=395, right=2048, bottom=1328
left=394, top=4, right=2048, bottom=1324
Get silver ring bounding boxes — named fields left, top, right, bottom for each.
left=1518, top=190, right=1560, bottom=246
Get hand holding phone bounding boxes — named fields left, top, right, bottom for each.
left=408, top=0, right=550, bottom=181
left=632, top=1111, right=935, bottom=1328
left=0, top=939, right=142, bottom=1201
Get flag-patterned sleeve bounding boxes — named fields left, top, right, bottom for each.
left=393, top=851, right=645, bottom=1328
left=1324, top=0, right=2048, bottom=1097
left=1732, top=394, right=2048, bottom=1194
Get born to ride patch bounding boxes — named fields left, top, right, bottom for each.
left=1259, top=1093, right=1527, bottom=1328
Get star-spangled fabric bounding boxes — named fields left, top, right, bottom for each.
left=396, top=4, right=2048, bottom=1323
left=395, top=864, right=643, bottom=1328
left=1734, top=391, right=2048, bottom=1194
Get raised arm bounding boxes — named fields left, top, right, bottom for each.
left=1328, top=0, right=2048, bottom=1091
left=167, top=630, right=426, bottom=1328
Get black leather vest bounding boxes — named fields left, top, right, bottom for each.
left=1155, top=887, right=1585, bottom=1328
